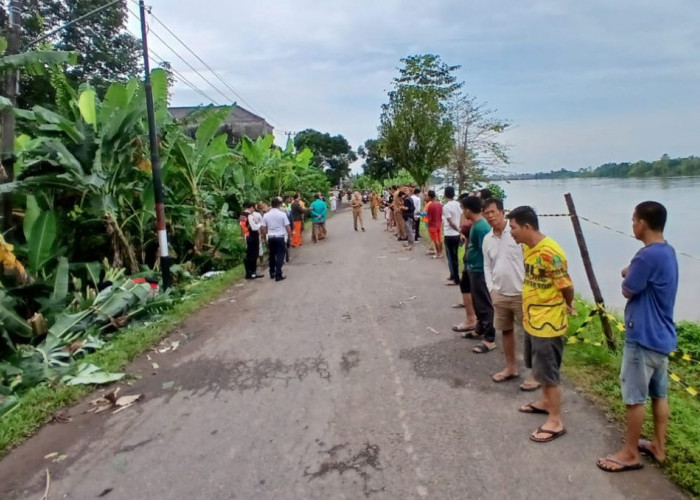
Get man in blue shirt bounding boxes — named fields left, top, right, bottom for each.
left=597, top=201, right=678, bottom=473
left=310, top=194, right=328, bottom=243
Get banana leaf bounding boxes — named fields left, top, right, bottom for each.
left=62, top=363, right=123, bottom=386
left=23, top=194, right=40, bottom=242
left=28, top=211, right=57, bottom=273
left=51, top=257, right=69, bottom=302
left=0, top=291, right=32, bottom=338
left=0, top=394, right=19, bottom=419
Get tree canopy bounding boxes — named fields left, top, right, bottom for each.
left=378, top=54, right=458, bottom=186
left=0, top=0, right=142, bottom=108
left=293, top=128, right=357, bottom=187
left=358, top=138, right=396, bottom=181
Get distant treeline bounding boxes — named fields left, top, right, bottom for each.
left=492, top=155, right=700, bottom=180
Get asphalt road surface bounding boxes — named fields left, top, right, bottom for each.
left=0, top=207, right=687, bottom=500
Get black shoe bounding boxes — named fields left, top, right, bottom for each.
left=362, top=227, right=365, bottom=232
left=354, top=227, right=358, bottom=231
left=270, top=274, right=275, bottom=279
left=253, top=274, right=264, bottom=279
left=275, top=276, right=286, bottom=282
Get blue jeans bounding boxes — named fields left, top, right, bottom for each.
left=620, top=341, right=669, bottom=405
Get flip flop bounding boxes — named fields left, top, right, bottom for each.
left=518, top=402, right=549, bottom=414
left=473, top=343, right=497, bottom=354
left=596, top=456, right=644, bottom=472
left=462, top=331, right=483, bottom=340
left=638, top=440, right=663, bottom=463
left=492, top=372, right=520, bottom=383
left=452, top=325, right=475, bottom=333
left=451, top=303, right=465, bottom=308
left=530, top=426, right=567, bottom=443
left=520, top=382, right=541, bottom=392
left=445, top=281, right=458, bottom=286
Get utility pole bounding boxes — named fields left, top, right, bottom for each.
left=1, top=0, right=21, bottom=237
left=139, top=0, right=171, bottom=290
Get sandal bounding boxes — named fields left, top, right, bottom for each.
left=520, top=381, right=541, bottom=392
left=530, top=426, right=567, bottom=443
left=451, top=324, right=475, bottom=333
left=638, top=440, right=663, bottom=463
left=492, top=372, right=520, bottom=383
left=596, top=456, right=644, bottom=472
left=462, top=331, right=483, bottom=340
left=473, top=343, right=496, bottom=354
left=518, top=402, right=549, bottom=415
left=451, top=303, right=465, bottom=309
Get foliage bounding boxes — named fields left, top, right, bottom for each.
left=382, top=169, right=416, bottom=188
left=358, top=138, right=396, bottom=181
left=483, top=183, right=506, bottom=201
left=496, top=154, right=700, bottom=181
left=0, top=0, right=142, bottom=107
left=446, top=94, right=510, bottom=192
left=293, top=129, right=357, bottom=187
left=350, top=174, right=381, bottom=193
left=379, top=54, right=458, bottom=186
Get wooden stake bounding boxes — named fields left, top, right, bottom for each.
left=564, top=193, right=616, bottom=350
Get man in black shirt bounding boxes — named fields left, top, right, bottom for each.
left=241, top=201, right=263, bottom=279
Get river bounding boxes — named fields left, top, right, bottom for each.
left=493, top=177, right=700, bottom=322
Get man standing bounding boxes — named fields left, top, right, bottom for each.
left=310, top=194, right=328, bottom=243
left=290, top=194, right=304, bottom=247
left=399, top=190, right=415, bottom=250
left=508, top=206, right=574, bottom=443
left=411, top=188, right=421, bottom=241
left=261, top=198, right=292, bottom=281
left=351, top=191, right=366, bottom=232
left=370, top=190, right=380, bottom=220
left=483, top=199, right=538, bottom=389
left=241, top=201, right=263, bottom=280
left=460, top=197, right=496, bottom=353
left=597, top=201, right=678, bottom=472
left=393, top=186, right=407, bottom=240
left=442, top=186, right=462, bottom=286
left=426, top=190, right=443, bottom=258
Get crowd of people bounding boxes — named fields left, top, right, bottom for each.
left=241, top=183, right=679, bottom=474
left=238, top=191, right=331, bottom=282
left=376, top=184, right=678, bottom=473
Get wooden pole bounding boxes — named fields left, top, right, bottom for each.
left=1, top=0, right=21, bottom=237
left=564, top=192, right=616, bottom=350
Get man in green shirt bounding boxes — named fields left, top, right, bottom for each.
left=310, top=194, right=328, bottom=243
left=462, top=196, right=496, bottom=354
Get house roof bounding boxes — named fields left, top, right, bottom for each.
left=168, top=105, right=273, bottom=129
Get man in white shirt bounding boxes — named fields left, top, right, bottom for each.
left=483, top=198, right=538, bottom=390
left=410, top=188, right=422, bottom=242
left=261, top=198, right=292, bottom=282
left=442, top=186, right=463, bottom=286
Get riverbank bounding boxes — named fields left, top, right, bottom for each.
left=566, top=302, right=700, bottom=497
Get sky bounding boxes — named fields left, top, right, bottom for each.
left=128, top=0, right=700, bottom=174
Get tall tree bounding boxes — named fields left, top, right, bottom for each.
left=0, top=0, right=141, bottom=108
left=447, top=94, right=510, bottom=192
left=378, top=54, right=459, bottom=186
left=358, top=138, right=396, bottom=181
left=293, top=128, right=357, bottom=187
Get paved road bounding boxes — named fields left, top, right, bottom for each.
left=0, top=208, right=687, bottom=499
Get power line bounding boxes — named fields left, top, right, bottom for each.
left=136, top=1, right=283, bottom=129
left=147, top=47, right=221, bottom=106
left=127, top=6, right=235, bottom=105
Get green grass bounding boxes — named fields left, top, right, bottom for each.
left=0, top=265, right=244, bottom=458
left=564, top=301, right=700, bottom=497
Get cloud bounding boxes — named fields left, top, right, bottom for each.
left=135, top=0, right=700, bottom=172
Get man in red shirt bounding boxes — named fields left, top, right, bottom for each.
left=426, top=190, right=444, bottom=258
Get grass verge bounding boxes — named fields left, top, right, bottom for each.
left=565, top=301, right=700, bottom=497
left=0, top=266, right=244, bottom=458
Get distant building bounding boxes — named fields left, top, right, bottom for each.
left=168, top=105, right=273, bottom=143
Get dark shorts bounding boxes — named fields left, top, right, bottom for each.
left=529, top=334, right=564, bottom=386
left=459, top=269, right=471, bottom=294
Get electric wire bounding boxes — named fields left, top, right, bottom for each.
left=134, top=0, right=283, bottom=129
left=127, top=6, right=235, bottom=105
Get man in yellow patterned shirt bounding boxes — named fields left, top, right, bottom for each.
left=507, top=206, right=575, bottom=444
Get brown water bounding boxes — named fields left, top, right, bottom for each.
left=496, top=177, right=700, bottom=321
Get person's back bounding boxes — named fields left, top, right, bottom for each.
left=311, top=198, right=327, bottom=222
